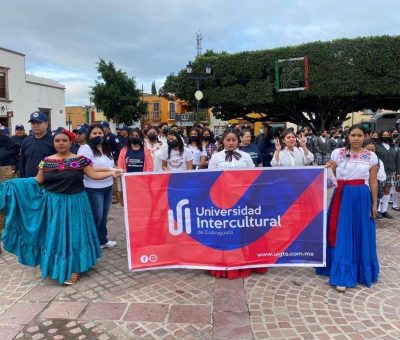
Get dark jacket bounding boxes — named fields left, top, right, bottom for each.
left=257, top=133, right=275, bottom=167
left=0, top=133, right=20, bottom=166
left=375, top=143, right=400, bottom=174
left=106, top=132, right=122, bottom=163
left=19, top=132, right=55, bottom=177
left=314, top=136, right=336, bottom=154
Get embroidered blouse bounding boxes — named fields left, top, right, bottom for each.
left=38, top=156, right=92, bottom=194
left=331, top=148, right=378, bottom=181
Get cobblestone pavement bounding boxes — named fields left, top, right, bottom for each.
left=0, top=200, right=399, bottom=339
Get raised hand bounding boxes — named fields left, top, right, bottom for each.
left=275, top=138, right=282, bottom=151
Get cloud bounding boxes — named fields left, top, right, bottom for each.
left=1, top=0, right=399, bottom=105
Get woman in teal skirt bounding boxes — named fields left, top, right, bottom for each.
left=0, top=129, right=122, bottom=285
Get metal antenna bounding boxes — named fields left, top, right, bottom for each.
left=196, top=31, right=202, bottom=57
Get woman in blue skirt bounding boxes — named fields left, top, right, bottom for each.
left=316, top=124, right=379, bottom=292
left=0, top=129, right=122, bottom=285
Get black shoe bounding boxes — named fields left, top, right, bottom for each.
left=392, top=206, right=400, bottom=211
left=382, top=211, right=394, bottom=219
left=376, top=212, right=383, bottom=219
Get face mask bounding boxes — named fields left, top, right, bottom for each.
left=392, top=134, right=399, bottom=139
left=90, top=136, right=104, bottom=145
left=162, top=127, right=168, bottom=134
left=168, top=140, right=179, bottom=148
left=381, top=137, right=391, bottom=144
left=371, top=138, right=379, bottom=143
left=148, top=133, right=157, bottom=142
left=130, top=137, right=141, bottom=145
left=189, top=136, right=198, bottom=142
left=202, top=136, right=210, bottom=141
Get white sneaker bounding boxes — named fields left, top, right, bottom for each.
left=101, top=240, right=117, bottom=249
left=336, top=286, right=346, bottom=292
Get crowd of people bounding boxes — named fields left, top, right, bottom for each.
left=1, top=112, right=399, bottom=292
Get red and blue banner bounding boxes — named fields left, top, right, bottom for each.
left=122, top=167, right=326, bottom=271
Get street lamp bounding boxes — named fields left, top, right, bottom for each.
left=186, top=61, right=212, bottom=120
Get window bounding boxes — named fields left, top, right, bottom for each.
left=0, top=70, right=7, bottom=99
left=168, top=102, right=176, bottom=120
left=152, top=102, right=160, bottom=119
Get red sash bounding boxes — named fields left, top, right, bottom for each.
left=329, top=179, right=365, bottom=247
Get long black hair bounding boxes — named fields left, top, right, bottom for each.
left=188, top=127, right=203, bottom=151
left=201, top=127, right=215, bottom=144
left=167, top=130, right=185, bottom=158
left=217, top=128, right=240, bottom=152
left=86, top=124, right=113, bottom=159
left=344, top=124, right=367, bottom=151
left=378, top=130, right=395, bottom=147
left=128, top=127, right=144, bottom=149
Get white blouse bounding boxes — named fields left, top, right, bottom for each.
left=208, top=149, right=255, bottom=169
left=77, top=144, right=114, bottom=188
left=331, top=148, right=378, bottom=181
left=160, top=147, right=193, bottom=171
left=271, top=147, right=314, bottom=167
left=187, top=144, right=207, bottom=167
left=145, top=141, right=166, bottom=171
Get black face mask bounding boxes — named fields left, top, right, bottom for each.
left=148, top=134, right=157, bottom=142
left=371, top=138, right=380, bottom=143
left=189, top=136, right=198, bottom=142
left=381, top=137, right=391, bottom=144
left=162, top=127, right=168, bottom=134
left=90, top=136, right=104, bottom=145
left=392, top=134, right=399, bottom=139
left=168, top=140, right=179, bottom=148
left=130, top=137, right=141, bottom=145
left=202, top=136, right=210, bottom=141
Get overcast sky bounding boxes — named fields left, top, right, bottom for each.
left=1, top=0, right=399, bottom=105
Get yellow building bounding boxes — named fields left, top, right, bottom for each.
left=142, top=94, right=194, bottom=127
left=65, top=106, right=106, bottom=130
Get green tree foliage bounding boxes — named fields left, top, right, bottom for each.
left=161, top=36, right=400, bottom=131
left=91, top=59, right=147, bottom=125
left=151, top=81, right=157, bottom=95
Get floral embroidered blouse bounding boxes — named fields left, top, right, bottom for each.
left=38, top=156, right=92, bottom=194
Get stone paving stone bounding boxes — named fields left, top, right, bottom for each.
left=213, top=289, right=248, bottom=312
left=123, top=303, right=168, bottom=322
left=40, top=301, right=87, bottom=319
left=168, top=304, right=211, bottom=324
left=20, top=284, right=64, bottom=302
left=80, top=302, right=127, bottom=320
left=213, top=311, right=252, bottom=339
left=214, top=278, right=244, bottom=290
left=0, top=324, right=25, bottom=340
left=0, top=302, right=46, bottom=324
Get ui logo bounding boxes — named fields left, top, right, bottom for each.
left=168, top=199, right=192, bottom=235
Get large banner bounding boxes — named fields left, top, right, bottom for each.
left=122, top=167, right=326, bottom=271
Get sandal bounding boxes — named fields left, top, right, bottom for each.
left=64, top=273, right=79, bottom=285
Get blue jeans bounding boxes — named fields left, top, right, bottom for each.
left=85, top=185, right=113, bottom=245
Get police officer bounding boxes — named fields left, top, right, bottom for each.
left=71, top=124, right=88, bottom=154
left=100, top=121, right=121, bottom=162
left=11, top=124, right=28, bottom=145
left=19, top=111, right=55, bottom=178
left=118, top=125, right=130, bottom=146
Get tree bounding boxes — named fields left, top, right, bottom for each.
left=91, top=59, right=147, bottom=125
left=151, top=81, right=157, bottom=95
left=161, top=36, right=400, bottom=131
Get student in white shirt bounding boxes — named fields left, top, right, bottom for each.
left=77, top=124, right=117, bottom=249
left=161, top=130, right=193, bottom=171
left=144, top=127, right=165, bottom=171
left=271, top=130, right=314, bottom=167
left=207, top=128, right=268, bottom=279
left=187, top=127, right=207, bottom=169
left=208, top=129, right=255, bottom=169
